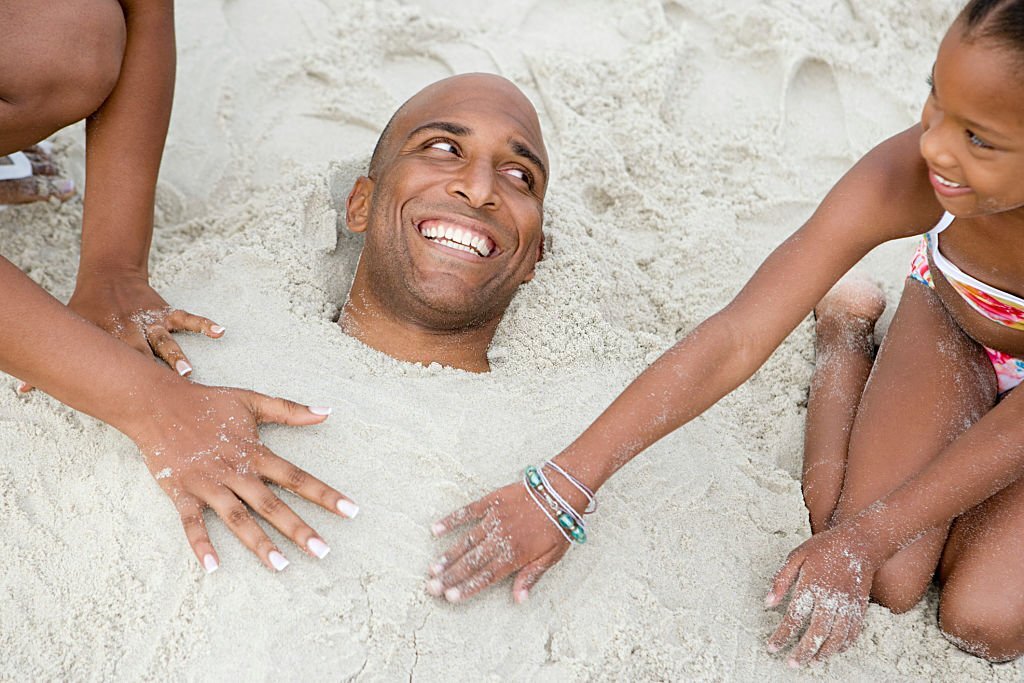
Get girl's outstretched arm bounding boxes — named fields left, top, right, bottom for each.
left=2, top=256, right=357, bottom=572
left=427, top=125, right=941, bottom=603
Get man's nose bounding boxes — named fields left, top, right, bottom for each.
left=447, top=158, right=500, bottom=209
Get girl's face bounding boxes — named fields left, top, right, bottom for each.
left=919, top=26, right=1024, bottom=217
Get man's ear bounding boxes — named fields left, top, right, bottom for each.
left=522, top=232, right=545, bottom=283
left=346, top=176, right=375, bottom=233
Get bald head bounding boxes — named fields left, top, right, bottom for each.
left=341, top=72, right=550, bottom=371
left=368, top=73, right=547, bottom=186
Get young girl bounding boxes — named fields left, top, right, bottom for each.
left=427, top=0, right=1024, bottom=665
left=1, top=1, right=356, bottom=573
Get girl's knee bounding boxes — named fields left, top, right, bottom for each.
left=870, top=581, right=926, bottom=615
left=940, top=585, right=1024, bottom=662
left=869, top=559, right=933, bottom=614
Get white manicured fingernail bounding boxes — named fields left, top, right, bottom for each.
left=308, top=405, right=332, bottom=416
left=430, top=522, right=446, bottom=537
left=210, top=324, right=226, bottom=335
left=514, top=589, right=529, bottom=604
left=268, top=551, right=289, bottom=571
left=428, top=563, right=444, bottom=577
left=426, top=579, right=443, bottom=596
left=444, top=587, right=461, bottom=603
left=308, top=538, right=330, bottom=559
left=175, top=360, right=192, bottom=376
left=337, top=500, right=359, bottom=518
left=203, top=554, right=219, bottom=574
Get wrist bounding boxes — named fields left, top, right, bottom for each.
left=104, top=367, right=193, bottom=442
left=75, top=263, right=149, bottom=289
left=847, top=501, right=906, bottom=564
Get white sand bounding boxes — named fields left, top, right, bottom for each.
left=1, top=0, right=1016, bottom=679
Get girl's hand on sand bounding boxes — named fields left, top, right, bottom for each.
left=427, top=481, right=575, bottom=603
left=764, top=523, right=885, bottom=666
left=130, top=381, right=358, bottom=573
left=17, top=273, right=224, bottom=393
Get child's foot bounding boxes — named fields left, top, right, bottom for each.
left=0, top=146, right=75, bottom=205
left=814, top=276, right=887, bottom=351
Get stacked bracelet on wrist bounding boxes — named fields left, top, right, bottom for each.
left=523, top=461, right=596, bottom=545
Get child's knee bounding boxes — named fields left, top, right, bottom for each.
left=869, top=561, right=932, bottom=614
left=940, top=584, right=1024, bottom=662
left=5, top=0, right=126, bottom=131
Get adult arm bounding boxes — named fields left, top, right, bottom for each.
left=3, top=257, right=356, bottom=571
left=428, top=125, right=942, bottom=602
left=64, top=0, right=221, bottom=379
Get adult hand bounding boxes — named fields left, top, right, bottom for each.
left=764, top=520, right=887, bottom=666
left=427, top=480, right=580, bottom=603
left=17, top=273, right=222, bottom=393
left=129, top=379, right=358, bottom=573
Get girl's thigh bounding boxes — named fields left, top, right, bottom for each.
left=0, top=0, right=125, bottom=154
left=938, top=389, right=1024, bottom=661
left=832, top=280, right=997, bottom=611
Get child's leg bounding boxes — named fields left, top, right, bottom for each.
left=829, top=280, right=998, bottom=613
left=0, top=0, right=126, bottom=154
left=803, top=277, right=886, bottom=533
left=938, top=418, right=1024, bottom=662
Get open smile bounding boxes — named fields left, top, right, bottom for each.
left=929, top=169, right=972, bottom=197
left=416, top=218, right=498, bottom=258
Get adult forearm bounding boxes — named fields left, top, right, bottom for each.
left=79, top=0, right=175, bottom=278
left=1, top=257, right=176, bottom=433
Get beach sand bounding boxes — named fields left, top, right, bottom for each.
left=1, top=0, right=1016, bottom=680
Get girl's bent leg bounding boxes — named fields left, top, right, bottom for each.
left=0, top=0, right=126, bottom=155
left=803, top=277, right=886, bottom=533
left=938, top=399, right=1024, bottom=662
left=831, top=280, right=997, bottom=613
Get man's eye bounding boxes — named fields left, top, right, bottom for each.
left=967, top=130, right=993, bottom=150
left=428, top=140, right=458, bottom=154
left=502, top=167, right=532, bottom=185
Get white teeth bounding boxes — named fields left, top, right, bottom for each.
left=419, top=222, right=494, bottom=257
left=935, top=172, right=963, bottom=188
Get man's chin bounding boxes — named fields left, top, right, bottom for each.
left=408, top=286, right=508, bottom=331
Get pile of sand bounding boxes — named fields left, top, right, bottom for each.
left=3, top=0, right=1014, bottom=679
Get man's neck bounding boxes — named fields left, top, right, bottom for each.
left=339, top=289, right=496, bottom=373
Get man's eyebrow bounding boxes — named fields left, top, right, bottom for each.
left=406, top=120, right=547, bottom=181
left=510, top=139, right=547, bottom=183
left=407, top=121, right=472, bottom=139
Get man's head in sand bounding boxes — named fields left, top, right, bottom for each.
left=340, top=73, right=549, bottom=372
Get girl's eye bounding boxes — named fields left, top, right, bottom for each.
left=428, top=140, right=459, bottom=155
left=925, top=73, right=934, bottom=92
left=967, top=130, right=993, bottom=150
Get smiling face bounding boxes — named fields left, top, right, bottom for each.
left=919, top=25, right=1024, bottom=217
left=346, top=74, right=548, bottom=332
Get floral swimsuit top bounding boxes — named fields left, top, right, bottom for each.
left=909, top=212, right=1024, bottom=394
left=926, top=212, right=1024, bottom=330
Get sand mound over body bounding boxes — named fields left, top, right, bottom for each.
left=3, top=0, right=1010, bottom=679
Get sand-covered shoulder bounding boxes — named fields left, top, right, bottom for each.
left=1, top=0, right=1014, bottom=680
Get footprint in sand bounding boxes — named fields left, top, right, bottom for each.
left=780, top=57, right=850, bottom=162
left=661, top=0, right=694, bottom=30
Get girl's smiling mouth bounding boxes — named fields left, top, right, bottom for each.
left=929, top=169, right=972, bottom=197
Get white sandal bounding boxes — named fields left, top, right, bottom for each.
left=0, top=152, right=33, bottom=181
